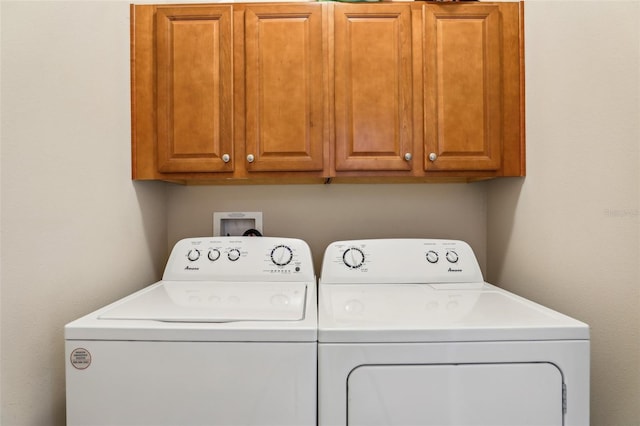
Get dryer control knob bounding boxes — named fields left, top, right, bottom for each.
left=343, top=247, right=365, bottom=269
left=446, top=250, right=459, bottom=263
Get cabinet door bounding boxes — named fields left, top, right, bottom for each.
left=334, top=3, right=414, bottom=172
left=423, top=4, right=502, bottom=171
left=156, top=6, right=233, bottom=173
left=244, top=4, right=326, bottom=172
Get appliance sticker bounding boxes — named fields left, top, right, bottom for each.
left=70, top=348, right=91, bottom=370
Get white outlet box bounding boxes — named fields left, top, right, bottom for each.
left=213, top=212, right=263, bottom=236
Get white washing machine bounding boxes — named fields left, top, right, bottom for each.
left=318, top=239, right=589, bottom=426
left=65, top=236, right=317, bottom=426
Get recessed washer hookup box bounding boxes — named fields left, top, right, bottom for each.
left=213, top=212, right=263, bottom=236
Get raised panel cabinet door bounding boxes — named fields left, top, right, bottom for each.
left=423, top=4, right=502, bottom=171
left=334, top=3, right=414, bottom=172
left=156, top=6, right=233, bottom=173
left=244, top=4, right=326, bottom=172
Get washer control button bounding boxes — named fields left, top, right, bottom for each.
left=208, top=249, right=221, bottom=261
left=187, top=249, right=200, bottom=262
left=426, top=250, right=439, bottom=264
left=227, top=249, right=241, bottom=261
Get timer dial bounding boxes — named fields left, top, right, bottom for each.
left=343, top=247, right=365, bottom=269
left=271, top=245, right=293, bottom=266
left=446, top=250, right=459, bottom=263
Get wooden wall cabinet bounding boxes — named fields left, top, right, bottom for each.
left=154, top=5, right=233, bottom=174
left=131, top=1, right=524, bottom=184
left=242, top=4, right=327, bottom=173
left=132, top=2, right=328, bottom=182
left=421, top=3, right=524, bottom=176
left=333, top=3, right=414, bottom=173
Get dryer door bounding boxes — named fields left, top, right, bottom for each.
left=348, top=363, right=563, bottom=426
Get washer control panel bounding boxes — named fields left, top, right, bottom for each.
left=163, top=237, right=314, bottom=282
left=320, top=239, right=484, bottom=284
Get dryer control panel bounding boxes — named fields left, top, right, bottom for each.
left=320, top=239, right=483, bottom=284
left=163, top=237, right=315, bottom=282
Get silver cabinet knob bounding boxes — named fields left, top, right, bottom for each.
left=221, top=154, right=230, bottom=163
left=428, top=152, right=437, bottom=162
left=247, top=154, right=255, bottom=163
left=404, top=153, right=412, bottom=161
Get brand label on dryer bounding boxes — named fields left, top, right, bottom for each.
left=70, top=348, right=91, bottom=370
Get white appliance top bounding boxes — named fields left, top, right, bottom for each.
left=98, top=281, right=307, bottom=322
left=319, top=239, right=589, bottom=343
left=66, top=237, right=317, bottom=342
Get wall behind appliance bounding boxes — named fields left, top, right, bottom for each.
left=1, top=2, right=168, bottom=425
left=166, top=184, right=488, bottom=274
left=487, top=1, right=640, bottom=424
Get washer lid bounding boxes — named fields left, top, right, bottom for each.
left=99, top=281, right=307, bottom=322
left=318, top=283, right=589, bottom=342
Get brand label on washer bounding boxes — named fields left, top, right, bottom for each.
left=70, top=348, right=91, bottom=370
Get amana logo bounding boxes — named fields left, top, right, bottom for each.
left=448, top=268, right=462, bottom=272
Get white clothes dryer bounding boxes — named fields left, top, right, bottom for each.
left=318, top=239, right=589, bottom=426
left=65, top=237, right=317, bottom=426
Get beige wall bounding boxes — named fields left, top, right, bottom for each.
left=0, top=2, right=168, bottom=424
left=487, top=1, right=640, bottom=425
left=166, top=184, right=488, bottom=274
left=1, top=0, right=639, bottom=425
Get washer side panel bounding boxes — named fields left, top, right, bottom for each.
left=66, top=340, right=317, bottom=426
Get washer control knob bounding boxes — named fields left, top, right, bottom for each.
left=187, top=249, right=200, bottom=262
left=221, top=154, right=230, bottom=163
left=343, top=247, right=365, bottom=269
left=227, top=248, right=241, bottom=262
left=428, top=152, right=437, bottom=162
left=271, top=245, right=293, bottom=266
left=208, top=248, right=221, bottom=261
left=446, top=250, right=459, bottom=263
left=426, top=250, right=439, bottom=264
left=247, top=154, right=255, bottom=163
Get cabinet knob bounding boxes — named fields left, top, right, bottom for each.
left=404, top=153, right=412, bottom=161
left=247, top=154, right=255, bottom=163
left=222, top=154, right=230, bottom=163
left=428, top=152, right=437, bottom=162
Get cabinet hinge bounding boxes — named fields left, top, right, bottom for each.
left=562, top=383, right=567, bottom=414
